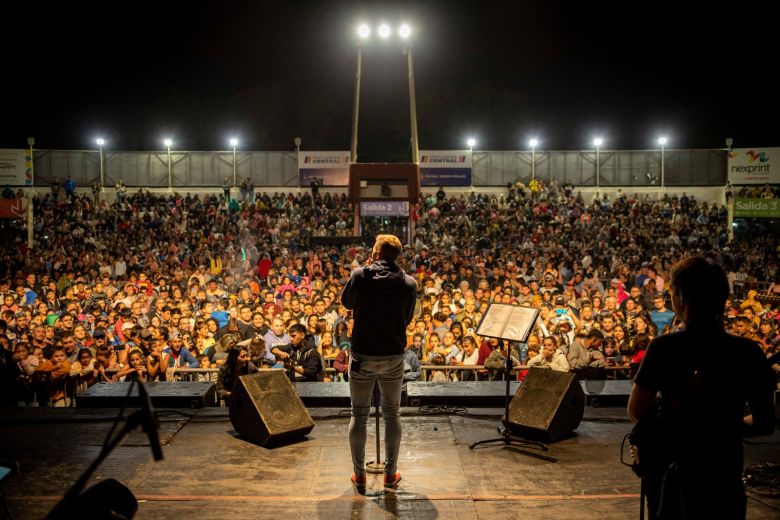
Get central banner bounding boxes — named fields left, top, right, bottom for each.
left=419, top=150, right=472, bottom=186
left=298, top=151, right=350, bottom=186
left=298, top=150, right=472, bottom=187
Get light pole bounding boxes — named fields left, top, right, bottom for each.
left=529, top=139, right=538, bottom=181
left=593, top=137, right=603, bottom=188
left=230, top=138, right=238, bottom=187
left=96, top=138, right=105, bottom=188
left=350, top=24, right=370, bottom=163
left=164, top=139, right=173, bottom=191
left=467, top=138, right=476, bottom=150
left=400, top=24, right=419, bottom=164
left=658, top=137, right=668, bottom=190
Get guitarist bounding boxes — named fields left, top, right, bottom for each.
left=628, top=257, right=775, bottom=520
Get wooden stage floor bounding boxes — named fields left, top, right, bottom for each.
left=1, top=406, right=778, bottom=519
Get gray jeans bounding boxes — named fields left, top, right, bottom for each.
left=348, top=352, right=404, bottom=476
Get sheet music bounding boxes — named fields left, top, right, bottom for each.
left=476, top=304, right=539, bottom=342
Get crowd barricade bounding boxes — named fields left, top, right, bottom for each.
left=46, top=365, right=635, bottom=408
left=732, top=281, right=773, bottom=300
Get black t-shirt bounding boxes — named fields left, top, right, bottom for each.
left=635, top=327, right=775, bottom=480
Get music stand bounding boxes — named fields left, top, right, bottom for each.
left=469, top=303, right=548, bottom=452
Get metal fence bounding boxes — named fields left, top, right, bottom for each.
left=31, top=148, right=726, bottom=188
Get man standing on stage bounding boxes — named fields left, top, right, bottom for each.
left=341, top=234, right=417, bottom=492
left=628, top=257, right=775, bottom=519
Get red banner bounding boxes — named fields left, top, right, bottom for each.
left=0, top=198, right=26, bottom=218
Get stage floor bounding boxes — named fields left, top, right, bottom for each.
left=1, top=406, right=778, bottom=519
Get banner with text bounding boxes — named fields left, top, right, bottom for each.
left=360, top=201, right=410, bottom=217
left=728, top=147, right=780, bottom=185
left=419, top=150, right=472, bottom=186
left=0, top=149, right=33, bottom=186
left=733, top=198, right=780, bottom=218
left=298, top=151, right=350, bottom=186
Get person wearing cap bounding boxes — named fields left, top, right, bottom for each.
left=271, top=323, right=322, bottom=383
left=163, top=330, right=200, bottom=369
left=552, top=294, right=581, bottom=324
left=556, top=325, right=593, bottom=377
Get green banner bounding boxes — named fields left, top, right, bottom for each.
left=733, top=198, right=780, bottom=218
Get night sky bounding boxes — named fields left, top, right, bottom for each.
left=2, top=1, right=776, bottom=161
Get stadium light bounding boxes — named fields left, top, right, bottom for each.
left=593, top=137, right=603, bottom=188
left=96, top=138, right=105, bottom=188
left=378, top=23, right=391, bottom=39
left=467, top=138, right=476, bottom=149
left=230, top=138, right=239, bottom=187
left=164, top=139, right=173, bottom=190
left=351, top=22, right=420, bottom=166
left=658, top=137, right=668, bottom=190
left=529, top=139, right=538, bottom=181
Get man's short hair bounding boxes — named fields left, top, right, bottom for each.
left=288, top=323, right=306, bottom=336
left=669, top=257, right=729, bottom=322
left=372, top=234, right=402, bottom=262
left=584, top=328, right=604, bottom=341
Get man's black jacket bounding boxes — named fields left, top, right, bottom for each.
left=341, top=259, right=417, bottom=356
left=276, top=334, right=323, bottom=382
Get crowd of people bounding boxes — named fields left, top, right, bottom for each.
left=0, top=180, right=779, bottom=406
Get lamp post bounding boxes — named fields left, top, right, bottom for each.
left=230, top=138, right=238, bottom=187
left=593, top=137, right=603, bottom=188
left=400, top=24, right=419, bottom=164
left=529, top=139, right=538, bottom=181
left=350, top=24, right=370, bottom=163
left=164, top=139, right=173, bottom=191
left=96, top=138, right=105, bottom=188
left=467, top=138, right=476, bottom=150
left=658, top=137, right=668, bottom=190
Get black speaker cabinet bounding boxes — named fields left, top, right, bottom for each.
left=229, top=370, right=314, bottom=446
left=507, top=367, right=585, bottom=442
left=77, top=381, right=216, bottom=408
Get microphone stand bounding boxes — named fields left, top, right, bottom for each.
left=47, top=380, right=163, bottom=519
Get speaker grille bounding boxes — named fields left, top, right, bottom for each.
left=230, top=370, right=314, bottom=445
left=507, top=367, right=584, bottom=442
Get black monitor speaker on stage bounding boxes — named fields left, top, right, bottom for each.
left=507, top=367, right=585, bottom=442
left=229, top=370, right=314, bottom=446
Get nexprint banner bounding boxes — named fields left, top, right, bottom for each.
left=728, top=148, right=780, bottom=185
left=298, top=151, right=350, bottom=186
left=0, top=149, right=33, bottom=186
left=419, top=150, right=472, bottom=186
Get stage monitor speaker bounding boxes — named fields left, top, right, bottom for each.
left=507, top=367, right=585, bottom=442
left=77, top=381, right=215, bottom=408
left=229, top=370, right=315, bottom=446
